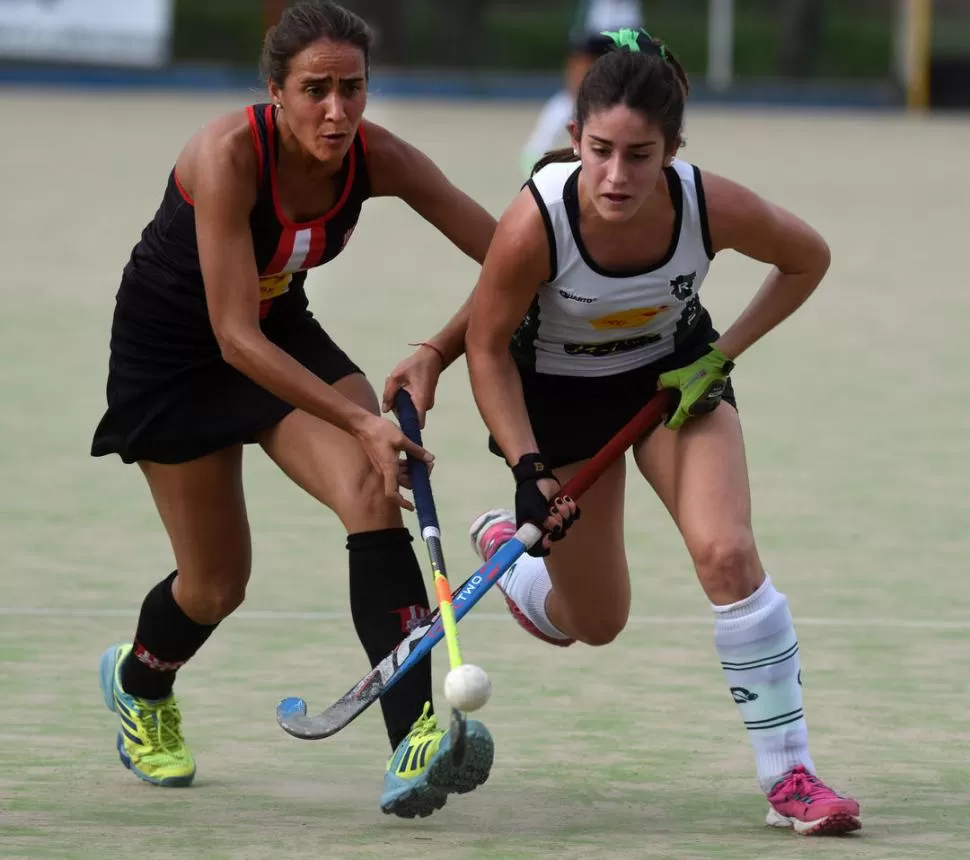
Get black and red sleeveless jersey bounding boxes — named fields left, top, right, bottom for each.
left=120, top=103, right=370, bottom=332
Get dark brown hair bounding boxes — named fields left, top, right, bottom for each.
left=532, top=30, right=689, bottom=176
left=260, top=1, right=374, bottom=86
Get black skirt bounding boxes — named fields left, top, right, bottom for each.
left=91, top=285, right=361, bottom=465
left=489, top=317, right=737, bottom=469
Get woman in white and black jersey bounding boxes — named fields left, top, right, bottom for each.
left=463, top=29, right=862, bottom=836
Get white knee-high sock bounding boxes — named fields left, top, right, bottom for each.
left=498, top=555, right=570, bottom=640
left=713, top=575, right=815, bottom=793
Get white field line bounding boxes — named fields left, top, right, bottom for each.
left=0, top=607, right=968, bottom=630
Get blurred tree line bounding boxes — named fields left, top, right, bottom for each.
left=173, top=0, right=895, bottom=80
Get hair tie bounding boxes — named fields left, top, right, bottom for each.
left=600, top=27, right=668, bottom=60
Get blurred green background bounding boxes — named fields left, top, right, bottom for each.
left=173, top=0, right=901, bottom=80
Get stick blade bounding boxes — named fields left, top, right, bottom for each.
left=275, top=608, right=443, bottom=740
left=276, top=694, right=370, bottom=740
left=275, top=696, right=308, bottom=728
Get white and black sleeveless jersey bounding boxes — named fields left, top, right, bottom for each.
left=511, top=158, right=715, bottom=377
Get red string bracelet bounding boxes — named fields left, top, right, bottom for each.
left=408, top=342, right=446, bottom=365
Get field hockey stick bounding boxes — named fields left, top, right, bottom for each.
left=393, top=389, right=469, bottom=764
left=276, top=387, right=674, bottom=740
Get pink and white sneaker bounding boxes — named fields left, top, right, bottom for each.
left=468, top=509, right=575, bottom=648
left=766, top=766, right=861, bottom=836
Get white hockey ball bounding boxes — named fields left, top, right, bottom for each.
left=443, top=663, right=492, bottom=712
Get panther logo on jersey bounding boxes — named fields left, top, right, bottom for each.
left=669, top=272, right=697, bottom=301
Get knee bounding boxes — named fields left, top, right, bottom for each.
left=205, top=580, right=248, bottom=621
left=335, top=461, right=400, bottom=531
left=690, top=531, right=762, bottom=603
left=175, top=572, right=248, bottom=624
left=570, top=607, right=629, bottom=647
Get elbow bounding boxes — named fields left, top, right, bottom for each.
left=782, top=234, right=831, bottom=284
left=214, top=324, right=257, bottom=370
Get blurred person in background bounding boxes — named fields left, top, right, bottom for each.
left=92, top=0, right=497, bottom=819
left=520, top=0, right=644, bottom=176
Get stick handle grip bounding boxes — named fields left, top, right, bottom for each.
left=393, top=389, right=439, bottom=534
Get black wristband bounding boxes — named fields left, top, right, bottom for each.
left=511, top=453, right=550, bottom=486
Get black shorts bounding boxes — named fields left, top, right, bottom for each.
left=91, top=291, right=361, bottom=465
left=488, top=324, right=737, bottom=470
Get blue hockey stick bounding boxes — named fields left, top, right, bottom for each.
left=393, top=390, right=469, bottom=763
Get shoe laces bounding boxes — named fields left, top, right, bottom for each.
left=408, top=701, right=440, bottom=741
left=776, top=766, right=840, bottom=804
left=137, top=698, right=189, bottom=758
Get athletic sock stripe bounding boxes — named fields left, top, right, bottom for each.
left=722, top=648, right=799, bottom=672
left=744, top=708, right=804, bottom=728
left=721, top=642, right=799, bottom=670
left=745, top=713, right=807, bottom=731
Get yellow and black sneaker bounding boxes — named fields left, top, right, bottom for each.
left=98, top=643, right=196, bottom=787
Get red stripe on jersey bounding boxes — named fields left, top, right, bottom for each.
left=173, top=170, right=194, bottom=205
left=358, top=121, right=369, bottom=155
left=301, top=222, right=327, bottom=269
left=247, top=105, right=265, bottom=180
left=264, top=228, right=296, bottom=276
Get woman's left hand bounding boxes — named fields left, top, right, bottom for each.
left=658, top=345, right=735, bottom=430
left=382, top=344, right=445, bottom=430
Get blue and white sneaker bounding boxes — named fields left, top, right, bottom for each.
left=380, top=702, right=493, bottom=818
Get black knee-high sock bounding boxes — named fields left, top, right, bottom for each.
left=120, top=571, right=219, bottom=700
left=348, top=528, right=433, bottom=749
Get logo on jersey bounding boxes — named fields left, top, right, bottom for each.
left=565, top=333, right=662, bottom=357
left=589, top=305, right=669, bottom=330
left=559, top=288, right=597, bottom=304
left=258, top=273, right=293, bottom=319
left=259, top=273, right=292, bottom=300
left=669, top=272, right=697, bottom=301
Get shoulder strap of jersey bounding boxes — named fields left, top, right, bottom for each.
left=670, top=159, right=714, bottom=261
left=246, top=104, right=273, bottom=189
left=526, top=161, right=578, bottom=283
left=352, top=123, right=371, bottom=198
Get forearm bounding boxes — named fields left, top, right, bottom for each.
left=221, top=333, right=371, bottom=433
left=450, top=202, right=496, bottom=265
left=466, top=347, right=539, bottom=465
left=421, top=290, right=475, bottom=368
left=714, top=268, right=824, bottom=359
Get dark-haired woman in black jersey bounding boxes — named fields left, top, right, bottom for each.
left=92, top=1, right=494, bottom=819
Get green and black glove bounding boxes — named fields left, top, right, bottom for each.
left=658, top=345, right=735, bottom=430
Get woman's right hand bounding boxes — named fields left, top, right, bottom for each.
left=514, top=470, right=579, bottom=557
left=354, top=413, right=433, bottom=511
